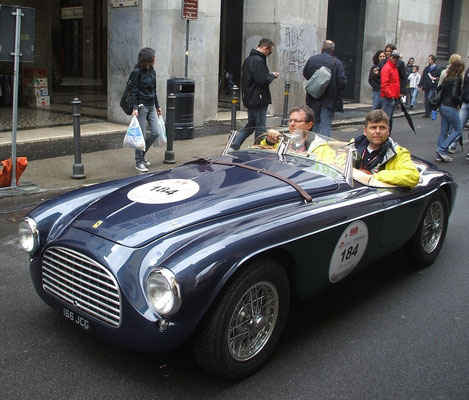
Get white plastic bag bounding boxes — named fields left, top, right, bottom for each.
left=154, top=114, right=167, bottom=147
left=123, top=115, right=145, bottom=151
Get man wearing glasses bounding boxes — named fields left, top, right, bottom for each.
left=230, top=38, right=279, bottom=150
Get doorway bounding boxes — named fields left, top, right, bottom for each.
left=218, top=0, right=244, bottom=108
left=326, top=0, right=366, bottom=101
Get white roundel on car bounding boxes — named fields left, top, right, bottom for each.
left=329, top=220, right=369, bottom=283
left=127, top=179, right=200, bottom=204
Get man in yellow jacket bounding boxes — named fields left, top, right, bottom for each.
left=350, top=109, right=419, bottom=188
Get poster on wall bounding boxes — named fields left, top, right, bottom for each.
left=110, top=0, right=138, bottom=7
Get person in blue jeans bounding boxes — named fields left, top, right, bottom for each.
left=230, top=38, right=279, bottom=150
left=435, top=60, right=464, bottom=162
left=129, top=47, right=162, bottom=172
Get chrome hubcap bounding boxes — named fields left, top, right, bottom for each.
left=228, top=281, right=279, bottom=361
left=421, top=201, right=444, bottom=254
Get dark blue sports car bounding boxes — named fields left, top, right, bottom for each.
left=18, top=134, right=456, bottom=380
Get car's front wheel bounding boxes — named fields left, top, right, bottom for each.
left=409, top=190, right=449, bottom=267
left=194, top=259, right=290, bottom=381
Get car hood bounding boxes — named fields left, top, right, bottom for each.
left=70, top=153, right=339, bottom=247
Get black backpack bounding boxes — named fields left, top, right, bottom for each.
left=120, top=76, right=133, bottom=115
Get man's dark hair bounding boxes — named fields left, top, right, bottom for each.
left=385, top=44, right=397, bottom=52
left=258, top=38, right=274, bottom=49
left=365, top=110, right=389, bottom=127
left=429, top=54, right=437, bottom=62
left=414, top=65, right=419, bottom=71
left=290, top=106, right=314, bottom=124
left=136, top=47, right=155, bottom=70
left=322, top=40, right=335, bottom=53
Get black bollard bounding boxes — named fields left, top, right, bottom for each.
left=71, top=98, right=85, bottom=179
left=230, top=84, right=239, bottom=131
left=164, top=93, right=176, bottom=164
left=281, top=81, right=291, bottom=127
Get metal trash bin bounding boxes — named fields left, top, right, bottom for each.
left=166, top=77, right=195, bottom=140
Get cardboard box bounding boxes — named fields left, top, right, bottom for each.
left=25, top=87, right=49, bottom=96
left=28, top=95, right=50, bottom=107
left=24, top=77, right=48, bottom=88
left=24, top=68, right=47, bottom=79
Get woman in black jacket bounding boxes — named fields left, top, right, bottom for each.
left=369, top=50, right=386, bottom=110
left=435, top=60, right=465, bottom=162
left=129, top=47, right=162, bottom=172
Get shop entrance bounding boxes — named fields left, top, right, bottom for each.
left=218, top=0, right=244, bottom=108
left=326, top=0, right=366, bottom=101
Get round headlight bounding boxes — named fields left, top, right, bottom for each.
left=18, top=217, right=39, bottom=254
left=145, top=268, right=181, bottom=316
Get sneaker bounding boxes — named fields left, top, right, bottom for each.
left=466, top=152, right=469, bottom=161
left=135, top=162, right=148, bottom=172
left=422, top=114, right=429, bottom=118
left=435, top=154, right=443, bottom=162
left=143, top=159, right=151, bottom=167
left=435, top=151, right=452, bottom=162
left=448, top=144, right=457, bottom=154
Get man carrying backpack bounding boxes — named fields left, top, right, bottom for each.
left=303, top=40, right=347, bottom=137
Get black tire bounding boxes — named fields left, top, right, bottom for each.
left=409, top=190, right=449, bottom=267
left=253, top=133, right=268, bottom=145
left=193, top=259, right=290, bottom=381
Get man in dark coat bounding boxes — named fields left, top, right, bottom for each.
left=230, top=38, right=279, bottom=150
left=303, top=40, right=347, bottom=137
left=418, top=54, right=441, bottom=117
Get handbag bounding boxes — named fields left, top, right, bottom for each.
left=123, top=116, right=146, bottom=151
left=428, top=86, right=442, bottom=110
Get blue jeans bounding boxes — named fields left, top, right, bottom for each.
left=231, top=105, right=268, bottom=149
left=424, top=90, right=432, bottom=117
left=410, top=88, right=418, bottom=106
left=311, top=102, right=334, bottom=137
left=437, top=104, right=462, bottom=154
left=381, top=97, right=395, bottom=118
left=135, top=105, right=160, bottom=163
left=461, top=102, right=469, bottom=129
left=371, top=90, right=382, bottom=110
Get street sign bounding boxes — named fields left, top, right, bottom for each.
left=0, top=5, right=35, bottom=62
left=182, top=0, right=198, bottom=20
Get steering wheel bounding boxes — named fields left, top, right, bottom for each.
left=254, top=133, right=269, bottom=145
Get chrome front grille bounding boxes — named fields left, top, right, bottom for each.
left=42, top=247, right=121, bottom=327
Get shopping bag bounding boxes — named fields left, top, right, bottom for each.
left=154, top=114, right=167, bottom=147
left=0, top=157, right=28, bottom=188
left=123, top=115, right=145, bottom=151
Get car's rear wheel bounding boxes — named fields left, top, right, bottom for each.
left=409, top=190, right=449, bottom=267
left=194, top=259, right=290, bottom=381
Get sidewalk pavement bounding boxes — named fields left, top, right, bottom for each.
left=0, top=101, right=425, bottom=200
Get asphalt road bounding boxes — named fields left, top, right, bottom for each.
left=1, top=117, right=468, bottom=400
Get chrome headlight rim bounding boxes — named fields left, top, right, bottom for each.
left=145, top=267, right=182, bottom=316
left=18, top=217, right=39, bottom=254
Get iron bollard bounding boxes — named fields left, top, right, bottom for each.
left=281, top=81, right=291, bottom=127
left=230, top=85, right=239, bottom=131
left=71, top=98, right=85, bottom=179
left=164, top=93, right=176, bottom=164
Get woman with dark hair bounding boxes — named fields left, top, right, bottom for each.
left=435, top=60, right=465, bottom=162
left=129, top=47, right=162, bottom=172
left=369, top=50, right=386, bottom=110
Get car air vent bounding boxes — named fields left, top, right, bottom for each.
left=42, top=247, right=121, bottom=327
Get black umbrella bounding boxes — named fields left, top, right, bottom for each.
left=397, top=97, right=417, bottom=134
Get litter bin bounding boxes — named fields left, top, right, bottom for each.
left=166, top=77, right=195, bottom=140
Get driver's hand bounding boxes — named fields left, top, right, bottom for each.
left=266, top=129, right=281, bottom=144
left=358, top=168, right=373, bottom=175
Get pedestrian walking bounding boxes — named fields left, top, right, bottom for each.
left=230, top=38, right=279, bottom=150
left=303, top=40, right=347, bottom=137
left=369, top=50, right=386, bottom=110
left=418, top=54, right=441, bottom=118
left=408, top=65, right=421, bottom=109
left=435, top=60, right=465, bottom=162
left=129, top=47, right=162, bottom=172
left=380, top=50, right=401, bottom=118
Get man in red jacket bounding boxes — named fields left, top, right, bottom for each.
left=380, top=50, right=401, bottom=118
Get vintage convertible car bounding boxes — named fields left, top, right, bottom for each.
left=18, top=132, right=456, bottom=380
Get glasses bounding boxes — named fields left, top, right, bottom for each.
left=288, top=119, right=306, bottom=124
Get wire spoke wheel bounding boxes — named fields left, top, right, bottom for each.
left=421, top=200, right=444, bottom=254
left=228, top=281, right=279, bottom=361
